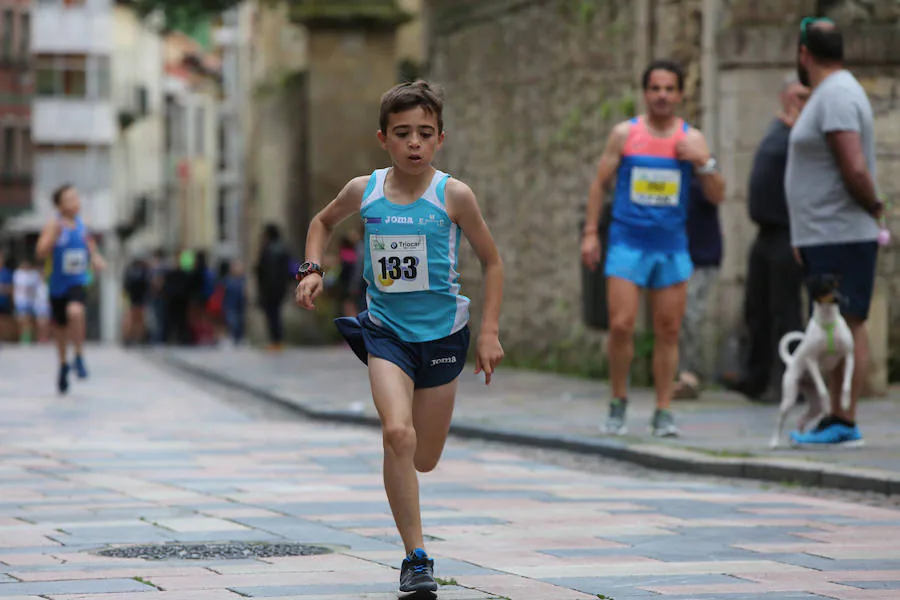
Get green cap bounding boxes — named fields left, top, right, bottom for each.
left=179, top=250, right=196, bottom=271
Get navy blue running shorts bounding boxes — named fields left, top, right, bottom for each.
left=799, top=241, right=878, bottom=321
left=334, top=311, right=470, bottom=389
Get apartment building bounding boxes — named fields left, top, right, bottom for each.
left=6, top=0, right=165, bottom=342
left=0, top=0, right=32, bottom=223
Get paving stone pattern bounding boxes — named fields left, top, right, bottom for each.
left=0, top=345, right=897, bottom=599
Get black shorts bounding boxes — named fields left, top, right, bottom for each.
left=799, top=241, right=878, bottom=321
left=128, top=294, right=148, bottom=308
left=50, top=286, right=87, bottom=326
left=334, top=311, right=470, bottom=389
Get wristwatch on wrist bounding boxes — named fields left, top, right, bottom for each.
left=695, top=157, right=717, bottom=175
left=295, top=261, right=324, bottom=282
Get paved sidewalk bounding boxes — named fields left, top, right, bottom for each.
left=168, top=346, right=900, bottom=494
left=0, top=345, right=899, bottom=599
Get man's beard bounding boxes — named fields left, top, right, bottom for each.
left=797, top=59, right=811, bottom=87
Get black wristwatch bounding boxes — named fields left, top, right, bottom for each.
left=295, top=261, right=324, bottom=282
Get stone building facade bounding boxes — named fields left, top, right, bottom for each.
left=425, top=0, right=900, bottom=392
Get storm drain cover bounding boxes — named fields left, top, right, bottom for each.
left=96, top=542, right=333, bottom=561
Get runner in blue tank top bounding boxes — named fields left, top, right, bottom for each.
left=581, top=60, right=725, bottom=438
left=35, top=185, right=106, bottom=394
left=294, top=80, right=504, bottom=596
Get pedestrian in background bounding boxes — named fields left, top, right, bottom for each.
left=786, top=19, right=882, bottom=447
left=673, top=175, right=722, bottom=400
left=148, top=249, right=169, bottom=345
left=254, top=223, right=292, bottom=351
left=0, top=250, right=15, bottom=343
left=223, top=259, right=247, bottom=345
left=724, top=76, right=808, bottom=404
left=123, top=257, right=152, bottom=346
left=13, top=256, right=42, bottom=345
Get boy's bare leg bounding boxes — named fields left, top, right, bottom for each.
left=368, top=357, right=423, bottom=554
left=411, top=379, right=458, bottom=473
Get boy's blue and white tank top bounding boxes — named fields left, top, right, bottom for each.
left=49, top=216, right=90, bottom=297
left=361, top=168, right=470, bottom=343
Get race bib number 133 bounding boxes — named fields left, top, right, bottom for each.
left=370, top=235, right=429, bottom=293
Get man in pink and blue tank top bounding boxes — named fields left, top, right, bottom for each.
left=581, top=60, right=726, bottom=437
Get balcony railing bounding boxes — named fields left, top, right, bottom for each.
left=32, top=98, right=115, bottom=145
left=31, top=6, right=113, bottom=54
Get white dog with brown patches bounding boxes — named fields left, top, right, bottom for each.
left=770, top=276, right=854, bottom=449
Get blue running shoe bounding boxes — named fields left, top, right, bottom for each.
left=74, top=355, right=88, bottom=379
left=58, top=363, right=70, bottom=395
left=399, top=548, right=437, bottom=595
left=790, top=422, right=864, bottom=448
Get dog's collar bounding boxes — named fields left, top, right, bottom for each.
left=820, top=321, right=836, bottom=353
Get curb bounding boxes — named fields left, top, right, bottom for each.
left=166, top=356, right=900, bottom=497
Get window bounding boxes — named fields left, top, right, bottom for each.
left=217, top=188, right=228, bottom=242
left=218, top=120, right=227, bottom=170
left=19, top=13, right=29, bottom=60
left=2, top=127, right=14, bottom=173
left=2, top=11, right=13, bottom=60
left=34, top=55, right=108, bottom=99
left=20, top=127, right=32, bottom=174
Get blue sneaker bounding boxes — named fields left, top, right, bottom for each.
left=790, top=422, right=864, bottom=448
left=57, top=363, right=70, bottom=395
left=74, top=355, right=88, bottom=379
left=399, top=548, right=437, bottom=595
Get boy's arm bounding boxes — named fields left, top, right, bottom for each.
left=295, top=176, right=368, bottom=310
left=84, top=223, right=106, bottom=272
left=35, top=218, right=61, bottom=261
left=446, top=179, right=505, bottom=383
left=304, top=176, right=369, bottom=265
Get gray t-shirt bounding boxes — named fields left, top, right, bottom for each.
left=785, top=69, right=879, bottom=247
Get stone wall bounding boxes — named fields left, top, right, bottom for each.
left=427, top=0, right=900, bottom=387
left=427, top=0, right=652, bottom=374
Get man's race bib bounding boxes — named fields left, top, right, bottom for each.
left=630, top=166, right=682, bottom=207
left=62, top=248, right=88, bottom=275
left=370, top=234, right=429, bottom=293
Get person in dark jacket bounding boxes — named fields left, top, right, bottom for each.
left=164, top=249, right=194, bottom=346
left=673, top=175, right=723, bottom=399
left=724, top=76, right=809, bottom=403
left=255, top=223, right=292, bottom=350
left=122, top=257, right=151, bottom=345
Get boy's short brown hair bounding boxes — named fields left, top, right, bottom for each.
left=52, top=183, right=73, bottom=206
left=379, top=80, right=444, bottom=134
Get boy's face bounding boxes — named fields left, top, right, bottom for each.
left=378, top=106, right=444, bottom=174
left=57, top=187, right=81, bottom=217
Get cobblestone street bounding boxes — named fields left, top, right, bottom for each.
left=0, top=345, right=899, bottom=599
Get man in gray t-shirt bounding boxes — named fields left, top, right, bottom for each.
left=784, top=19, right=883, bottom=449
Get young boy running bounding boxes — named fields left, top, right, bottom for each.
left=36, top=184, right=106, bottom=394
left=294, top=80, right=504, bottom=596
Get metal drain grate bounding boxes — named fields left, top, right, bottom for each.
left=96, top=542, right=334, bottom=561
